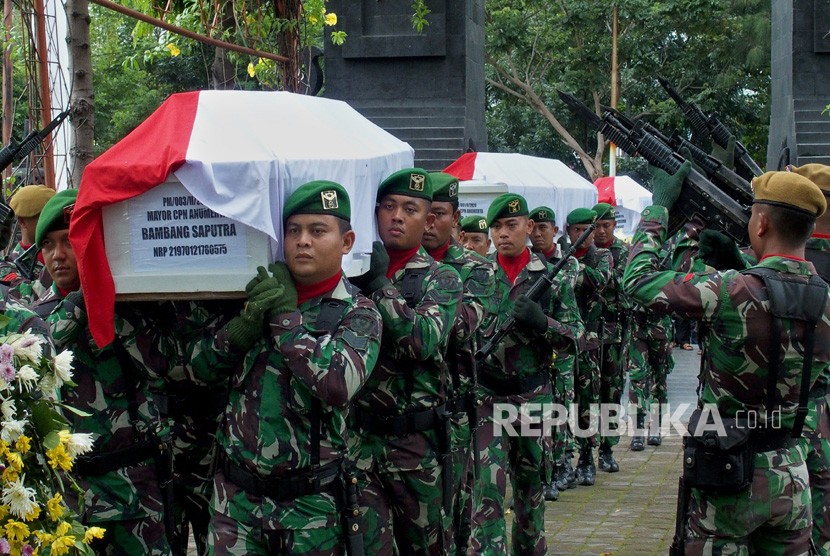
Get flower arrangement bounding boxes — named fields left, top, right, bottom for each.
left=0, top=329, right=103, bottom=555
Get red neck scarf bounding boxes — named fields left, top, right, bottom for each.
left=296, top=272, right=341, bottom=306
left=386, top=246, right=420, bottom=278
left=543, top=245, right=557, bottom=260
left=498, top=248, right=531, bottom=284
left=57, top=286, right=74, bottom=298
left=759, top=254, right=807, bottom=263
left=574, top=246, right=589, bottom=259
left=812, top=232, right=830, bottom=240
left=594, top=239, right=612, bottom=249
left=426, top=240, right=451, bottom=263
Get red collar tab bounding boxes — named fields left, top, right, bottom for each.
left=296, top=272, right=341, bottom=306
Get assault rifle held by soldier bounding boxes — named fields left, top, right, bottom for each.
left=557, top=90, right=750, bottom=245
left=656, top=77, right=763, bottom=181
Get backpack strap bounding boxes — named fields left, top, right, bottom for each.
left=399, top=267, right=429, bottom=309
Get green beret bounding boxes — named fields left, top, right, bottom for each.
left=9, top=185, right=55, bottom=218
left=283, top=180, right=350, bottom=222
left=591, top=203, right=616, bottom=220
left=377, top=168, right=432, bottom=202
left=567, top=208, right=597, bottom=225
left=486, top=193, right=528, bottom=226
left=529, top=206, right=555, bottom=223
left=752, top=171, right=826, bottom=217
left=429, top=172, right=459, bottom=203
left=791, top=164, right=830, bottom=195
left=460, top=215, right=488, bottom=234
left=35, top=188, right=78, bottom=247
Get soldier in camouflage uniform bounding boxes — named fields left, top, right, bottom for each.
left=422, top=173, right=495, bottom=555
left=459, top=215, right=491, bottom=258
left=472, top=194, right=583, bottom=555
left=348, top=168, right=462, bottom=555
left=528, top=206, right=581, bottom=499
left=33, top=189, right=172, bottom=554
left=207, top=180, right=383, bottom=555
left=591, top=203, right=630, bottom=472
left=566, top=208, right=612, bottom=487
left=624, top=165, right=830, bottom=553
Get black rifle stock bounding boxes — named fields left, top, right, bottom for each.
left=0, top=109, right=70, bottom=173
left=558, top=91, right=749, bottom=245
left=657, top=77, right=763, bottom=180
left=475, top=212, right=605, bottom=362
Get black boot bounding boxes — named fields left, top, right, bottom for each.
left=598, top=446, right=619, bottom=473
left=647, top=411, right=663, bottom=446
left=543, top=482, right=560, bottom=501
left=575, top=448, right=595, bottom=486
left=562, top=457, right=577, bottom=489
left=630, top=411, right=645, bottom=451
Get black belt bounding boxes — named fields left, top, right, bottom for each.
left=74, top=438, right=160, bottom=476
left=752, top=428, right=802, bottom=452
left=479, top=371, right=549, bottom=396
left=154, top=387, right=227, bottom=419
left=352, top=404, right=446, bottom=437
left=220, top=454, right=341, bottom=502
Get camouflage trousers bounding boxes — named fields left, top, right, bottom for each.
left=450, top=410, right=476, bottom=556
left=470, top=386, right=552, bottom=556
left=551, top=356, right=575, bottom=463
left=598, top=341, right=626, bottom=449
left=685, top=444, right=812, bottom=555
left=359, top=464, right=450, bottom=555
left=575, top=349, right=600, bottom=450
left=88, top=515, right=171, bottom=556
left=805, top=398, right=830, bottom=555
left=627, top=334, right=673, bottom=413
left=207, top=509, right=343, bottom=555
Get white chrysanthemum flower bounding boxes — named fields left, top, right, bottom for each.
left=1, top=475, right=38, bottom=518
left=37, top=372, right=58, bottom=400
left=0, top=419, right=26, bottom=443
left=0, top=399, right=15, bottom=421
left=52, top=350, right=74, bottom=385
left=64, top=432, right=95, bottom=459
left=8, top=332, right=44, bottom=364
left=15, top=365, right=38, bottom=392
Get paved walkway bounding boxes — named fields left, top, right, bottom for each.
left=539, top=347, right=700, bottom=555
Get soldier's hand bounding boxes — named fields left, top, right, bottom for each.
left=351, top=241, right=390, bottom=293
left=647, top=160, right=692, bottom=211
left=225, top=314, right=261, bottom=352
left=511, top=295, right=548, bottom=333
left=698, top=229, right=747, bottom=271
left=246, top=266, right=282, bottom=299
left=711, top=134, right=736, bottom=171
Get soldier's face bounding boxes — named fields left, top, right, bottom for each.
left=530, top=221, right=558, bottom=254
left=567, top=223, right=594, bottom=246
left=462, top=232, right=490, bottom=257
left=423, top=201, right=459, bottom=251
left=490, top=216, right=532, bottom=257
left=376, top=194, right=434, bottom=251
left=283, top=214, right=354, bottom=285
left=41, top=229, right=80, bottom=292
left=594, top=220, right=616, bottom=246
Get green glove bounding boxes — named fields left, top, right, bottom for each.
left=648, top=160, right=692, bottom=211
left=697, top=229, right=747, bottom=271
left=225, top=314, right=262, bottom=352
left=711, top=134, right=736, bottom=171
left=227, top=280, right=290, bottom=351
left=351, top=241, right=390, bottom=293
left=511, top=295, right=548, bottom=333
left=246, top=266, right=282, bottom=298
left=266, top=262, right=298, bottom=314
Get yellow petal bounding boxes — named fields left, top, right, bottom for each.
left=324, top=13, right=337, bottom=26
left=247, top=62, right=256, bottom=77
left=166, top=43, right=180, bottom=57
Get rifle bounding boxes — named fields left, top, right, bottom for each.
left=669, top=475, right=690, bottom=555
left=558, top=90, right=750, bottom=245
left=13, top=244, right=40, bottom=281
left=476, top=207, right=609, bottom=362
left=656, top=77, right=763, bottom=181
left=0, top=109, right=70, bottom=173
left=341, top=464, right=365, bottom=556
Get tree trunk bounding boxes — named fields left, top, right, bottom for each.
left=65, top=0, right=94, bottom=187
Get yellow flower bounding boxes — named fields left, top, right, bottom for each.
left=34, top=530, right=53, bottom=544
left=0, top=439, right=9, bottom=456
left=50, top=535, right=75, bottom=556
left=166, top=43, right=181, bottom=57
left=0, top=504, right=9, bottom=520
left=46, top=494, right=63, bottom=521
left=55, top=521, right=70, bottom=537
left=324, top=12, right=337, bottom=26
left=24, top=503, right=40, bottom=521
left=4, top=520, right=29, bottom=543
left=247, top=62, right=256, bottom=78
left=2, top=466, right=18, bottom=483
left=6, top=451, right=23, bottom=472
left=82, top=526, right=105, bottom=544
left=14, top=437, right=29, bottom=455
left=45, top=445, right=72, bottom=472
left=308, top=14, right=318, bottom=24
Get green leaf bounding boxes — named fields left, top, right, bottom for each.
left=43, top=430, right=60, bottom=451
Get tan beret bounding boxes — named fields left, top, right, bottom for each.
left=8, top=185, right=56, bottom=217
left=752, top=171, right=827, bottom=217
left=790, top=163, right=830, bottom=194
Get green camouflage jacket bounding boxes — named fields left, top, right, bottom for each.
left=573, top=244, right=612, bottom=350
left=598, top=236, right=632, bottom=343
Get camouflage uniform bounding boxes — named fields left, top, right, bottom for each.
left=624, top=205, right=830, bottom=553
left=350, top=246, right=462, bottom=555
left=0, top=243, right=52, bottom=304
left=596, top=236, right=630, bottom=455
left=40, top=286, right=172, bottom=555
left=431, top=239, right=495, bottom=556
left=472, top=250, right=583, bottom=555
left=627, top=306, right=673, bottom=427
left=572, top=245, right=612, bottom=456
left=209, top=275, right=382, bottom=555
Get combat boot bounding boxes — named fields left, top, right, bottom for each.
left=543, top=482, right=560, bottom=501
left=575, top=448, right=595, bottom=486
left=630, top=412, right=645, bottom=451
left=598, top=445, right=619, bottom=473
left=561, top=456, right=577, bottom=489
left=647, top=411, right=663, bottom=446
